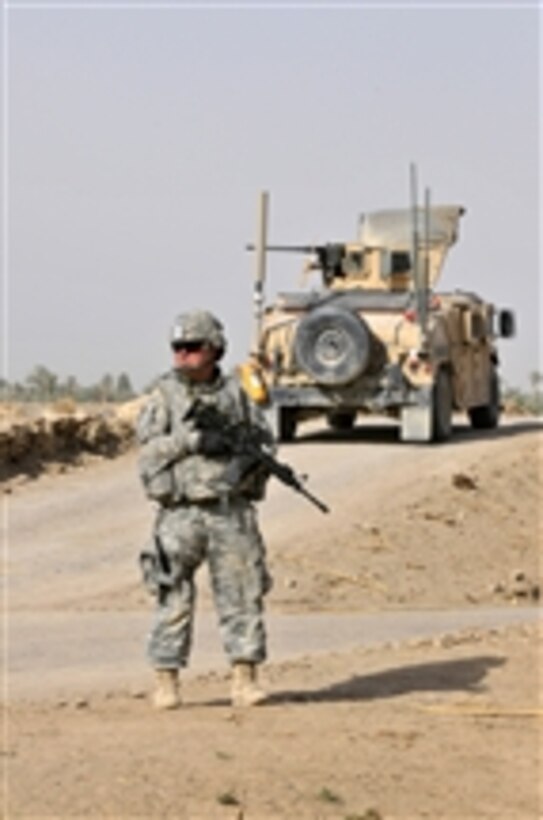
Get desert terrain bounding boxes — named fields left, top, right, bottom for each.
left=1, top=406, right=541, bottom=819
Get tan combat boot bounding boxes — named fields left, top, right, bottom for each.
left=152, top=668, right=181, bottom=710
left=231, top=662, right=266, bottom=707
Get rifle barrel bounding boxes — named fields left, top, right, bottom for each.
left=259, top=452, right=329, bottom=514
left=245, top=243, right=319, bottom=254
left=296, top=485, right=330, bottom=514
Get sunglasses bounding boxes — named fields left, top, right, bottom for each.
left=171, top=340, right=207, bottom=353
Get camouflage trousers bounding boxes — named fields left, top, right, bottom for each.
left=144, top=498, right=271, bottom=670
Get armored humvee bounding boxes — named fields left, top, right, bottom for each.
left=245, top=185, right=515, bottom=443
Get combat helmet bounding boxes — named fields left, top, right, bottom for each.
left=170, top=310, right=227, bottom=359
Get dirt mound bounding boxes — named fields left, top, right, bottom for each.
left=0, top=400, right=144, bottom=482
left=268, top=426, right=542, bottom=613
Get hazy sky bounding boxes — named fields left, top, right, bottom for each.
left=2, top=1, right=540, bottom=390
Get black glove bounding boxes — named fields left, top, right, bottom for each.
left=199, top=429, right=233, bottom=457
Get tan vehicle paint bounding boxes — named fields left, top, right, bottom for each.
left=246, top=188, right=515, bottom=443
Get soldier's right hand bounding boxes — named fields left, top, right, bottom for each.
left=199, top=429, right=234, bottom=457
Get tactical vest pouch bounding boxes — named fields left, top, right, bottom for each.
left=237, top=462, right=269, bottom=501
left=235, top=388, right=270, bottom=501
left=139, top=454, right=175, bottom=504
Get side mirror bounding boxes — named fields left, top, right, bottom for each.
left=498, top=309, right=516, bottom=339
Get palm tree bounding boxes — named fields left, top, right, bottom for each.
left=26, top=365, right=58, bottom=401
left=116, top=372, right=135, bottom=401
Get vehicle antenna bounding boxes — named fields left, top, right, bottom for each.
left=409, top=162, right=419, bottom=290
left=421, top=184, right=431, bottom=337
left=410, top=162, right=428, bottom=341
left=252, top=190, right=269, bottom=357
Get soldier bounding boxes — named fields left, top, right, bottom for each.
left=137, top=310, right=273, bottom=710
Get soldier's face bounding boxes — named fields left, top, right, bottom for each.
left=171, top=341, right=217, bottom=381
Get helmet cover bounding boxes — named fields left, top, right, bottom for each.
left=170, top=310, right=226, bottom=357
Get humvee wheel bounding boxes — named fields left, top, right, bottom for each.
left=468, top=368, right=500, bottom=429
left=294, top=307, right=371, bottom=386
left=267, top=406, right=297, bottom=442
left=432, top=369, right=453, bottom=442
left=327, top=411, right=356, bottom=431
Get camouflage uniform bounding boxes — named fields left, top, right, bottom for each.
left=137, top=362, right=272, bottom=671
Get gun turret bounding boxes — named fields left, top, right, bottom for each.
left=246, top=242, right=349, bottom=285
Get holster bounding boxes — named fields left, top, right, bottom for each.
left=139, top=550, right=174, bottom=598
left=139, top=526, right=182, bottom=599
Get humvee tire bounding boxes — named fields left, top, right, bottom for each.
left=327, top=411, right=356, bottom=431
left=267, top=406, right=297, bottom=443
left=468, top=367, right=500, bottom=430
left=432, top=369, right=453, bottom=442
left=294, top=307, right=371, bottom=386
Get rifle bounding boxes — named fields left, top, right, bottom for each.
left=185, top=400, right=330, bottom=514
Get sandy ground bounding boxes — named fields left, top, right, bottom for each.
left=1, top=414, right=542, bottom=819
left=5, top=621, right=541, bottom=819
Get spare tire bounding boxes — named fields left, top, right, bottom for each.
left=294, top=306, right=371, bottom=386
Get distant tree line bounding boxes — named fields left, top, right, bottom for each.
left=1, top=364, right=541, bottom=413
left=0, top=365, right=136, bottom=403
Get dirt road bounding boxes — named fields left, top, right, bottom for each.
left=2, top=415, right=542, bottom=818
